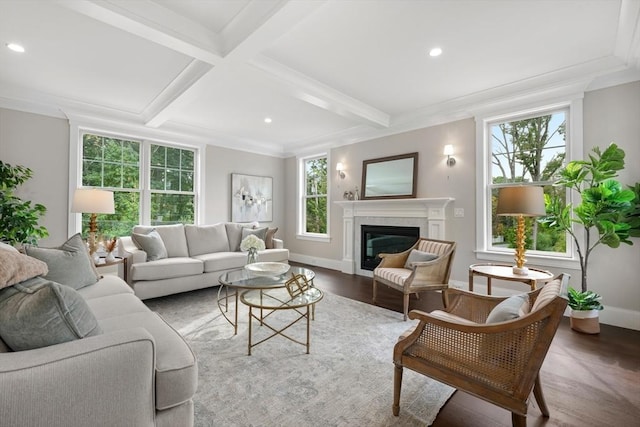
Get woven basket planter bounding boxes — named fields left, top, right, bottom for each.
left=570, top=309, right=600, bottom=334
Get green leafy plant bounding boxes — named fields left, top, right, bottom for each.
left=539, top=143, right=636, bottom=295
left=567, top=287, right=603, bottom=311
left=0, top=160, right=49, bottom=246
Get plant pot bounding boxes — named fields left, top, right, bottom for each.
left=570, top=309, right=600, bottom=334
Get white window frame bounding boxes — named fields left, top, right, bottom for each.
left=297, top=153, right=330, bottom=242
left=475, top=97, right=583, bottom=270
left=68, top=124, right=201, bottom=236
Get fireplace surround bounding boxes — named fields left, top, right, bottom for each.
left=335, top=198, right=454, bottom=275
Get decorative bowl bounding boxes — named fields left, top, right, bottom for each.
left=244, top=262, right=290, bottom=277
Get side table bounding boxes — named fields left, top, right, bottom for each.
left=468, top=263, right=553, bottom=295
left=95, top=256, right=127, bottom=282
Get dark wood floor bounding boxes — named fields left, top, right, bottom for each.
left=299, top=262, right=640, bottom=427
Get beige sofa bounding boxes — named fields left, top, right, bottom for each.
left=0, top=273, right=197, bottom=427
left=121, top=223, right=289, bottom=300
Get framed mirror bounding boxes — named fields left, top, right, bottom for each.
left=361, top=152, right=418, bottom=199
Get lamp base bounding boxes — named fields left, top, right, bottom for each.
left=512, top=266, right=529, bottom=275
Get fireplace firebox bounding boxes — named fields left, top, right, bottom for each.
left=361, top=225, right=420, bottom=271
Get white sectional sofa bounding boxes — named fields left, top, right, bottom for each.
left=121, top=223, right=289, bottom=300
left=0, top=244, right=197, bottom=427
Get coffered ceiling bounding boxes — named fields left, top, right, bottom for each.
left=1, top=0, right=639, bottom=156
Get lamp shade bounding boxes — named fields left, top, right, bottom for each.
left=71, top=189, right=115, bottom=214
left=443, top=144, right=454, bottom=156
left=496, top=186, right=545, bottom=217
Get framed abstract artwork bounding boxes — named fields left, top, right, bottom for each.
left=231, top=173, right=273, bottom=222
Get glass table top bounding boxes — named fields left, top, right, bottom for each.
left=240, top=287, right=324, bottom=310
left=218, top=265, right=315, bottom=290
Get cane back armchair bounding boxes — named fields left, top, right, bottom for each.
left=373, top=238, right=456, bottom=320
left=393, top=273, right=570, bottom=427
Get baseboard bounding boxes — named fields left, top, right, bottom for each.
left=289, top=253, right=343, bottom=272
left=289, top=254, right=640, bottom=331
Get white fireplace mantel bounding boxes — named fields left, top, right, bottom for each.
left=335, top=198, right=454, bottom=274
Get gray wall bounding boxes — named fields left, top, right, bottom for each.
left=0, top=108, right=69, bottom=246
left=285, top=81, right=640, bottom=329
left=1, top=80, right=638, bottom=328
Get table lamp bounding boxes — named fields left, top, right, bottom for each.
left=71, top=188, right=115, bottom=255
left=496, top=186, right=545, bottom=275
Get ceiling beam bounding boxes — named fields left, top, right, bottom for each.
left=250, top=55, right=390, bottom=128
left=57, top=0, right=224, bottom=65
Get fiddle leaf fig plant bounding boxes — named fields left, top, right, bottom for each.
left=539, top=143, right=636, bottom=297
left=0, top=160, right=49, bottom=246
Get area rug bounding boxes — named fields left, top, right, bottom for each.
left=145, top=287, right=455, bottom=426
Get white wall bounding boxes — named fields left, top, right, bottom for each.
left=0, top=108, right=69, bottom=246
left=203, top=145, right=286, bottom=227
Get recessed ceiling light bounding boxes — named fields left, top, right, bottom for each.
left=264, top=117, right=272, bottom=124
left=6, top=43, right=25, bottom=53
left=429, top=47, right=442, bottom=57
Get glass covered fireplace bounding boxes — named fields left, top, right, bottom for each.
left=360, top=225, right=420, bottom=271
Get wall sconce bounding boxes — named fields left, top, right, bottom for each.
left=443, top=144, right=456, bottom=167
left=336, top=162, right=346, bottom=179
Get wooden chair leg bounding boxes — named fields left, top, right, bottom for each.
left=403, top=293, right=409, bottom=321
left=393, top=364, right=403, bottom=416
left=533, top=374, right=550, bottom=417
left=511, top=412, right=526, bottom=427
left=372, top=279, right=377, bottom=303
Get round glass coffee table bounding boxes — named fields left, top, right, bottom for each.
left=217, top=266, right=315, bottom=335
left=241, top=287, right=323, bottom=355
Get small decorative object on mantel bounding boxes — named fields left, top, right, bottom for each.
left=240, top=234, right=265, bottom=265
left=354, top=186, right=360, bottom=200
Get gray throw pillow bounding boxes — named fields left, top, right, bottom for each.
left=25, top=233, right=100, bottom=290
left=132, top=229, right=168, bottom=261
left=404, top=249, right=439, bottom=269
left=0, top=276, right=102, bottom=351
left=265, top=227, right=279, bottom=249
left=242, top=226, right=268, bottom=243
left=486, top=294, right=530, bottom=323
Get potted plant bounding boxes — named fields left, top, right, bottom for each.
left=567, top=287, right=603, bottom=333
left=540, top=143, right=637, bottom=333
left=0, top=161, right=49, bottom=247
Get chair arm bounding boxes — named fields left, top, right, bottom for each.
left=443, top=288, right=509, bottom=322
left=0, top=328, right=157, bottom=427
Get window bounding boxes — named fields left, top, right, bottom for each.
left=479, top=103, right=577, bottom=262
left=80, top=132, right=196, bottom=237
left=299, top=155, right=328, bottom=238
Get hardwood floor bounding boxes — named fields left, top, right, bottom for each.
left=300, top=262, right=640, bottom=427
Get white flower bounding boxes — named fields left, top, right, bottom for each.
left=240, top=234, right=265, bottom=252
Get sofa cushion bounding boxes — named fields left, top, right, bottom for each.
left=265, top=227, right=279, bottom=249
left=486, top=294, right=530, bottom=323
left=131, top=257, right=204, bottom=281
left=193, top=252, right=247, bottom=273
left=86, top=293, right=150, bottom=321
left=77, top=274, right=135, bottom=300
left=242, top=226, right=268, bottom=242
left=225, top=223, right=254, bottom=252
left=0, top=250, right=48, bottom=289
left=185, top=223, right=230, bottom=256
left=132, top=229, right=168, bottom=261
left=25, top=233, right=100, bottom=290
left=133, top=224, right=189, bottom=258
left=0, top=277, right=102, bottom=351
left=99, top=311, right=198, bottom=410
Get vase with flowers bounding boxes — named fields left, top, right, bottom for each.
left=240, top=234, right=265, bottom=264
left=103, top=236, right=118, bottom=263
